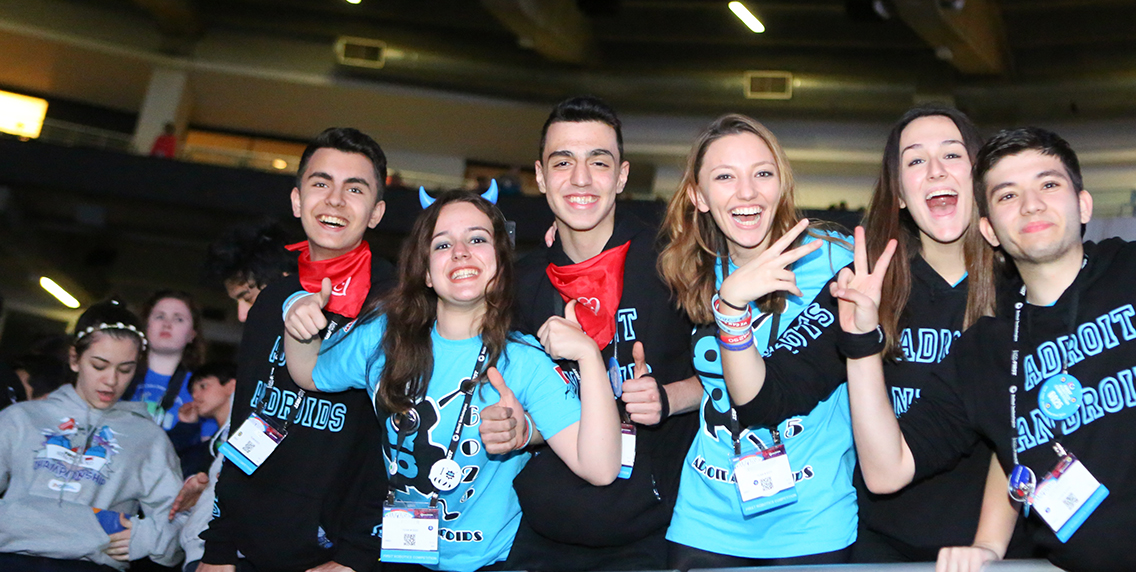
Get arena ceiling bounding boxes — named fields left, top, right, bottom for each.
left=110, top=0, right=1136, bottom=121
left=2, top=0, right=1136, bottom=352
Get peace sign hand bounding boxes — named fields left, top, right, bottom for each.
left=828, top=226, right=898, bottom=334
left=718, top=219, right=823, bottom=310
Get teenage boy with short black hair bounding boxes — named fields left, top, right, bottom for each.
left=487, top=96, right=701, bottom=571
left=205, top=220, right=298, bottom=323
left=843, top=127, right=1136, bottom=572
left=178, top=362, right=236, bottom=572
left=198, top=128, right=392, bottom=572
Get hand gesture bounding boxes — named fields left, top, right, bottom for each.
left=480, top=367, right=530, bottom=454
left=936, top=545, right=999, bottom=572
left=284, top=278, right=332, bottom=342
left=178, top=401, right=199, bottom=424
left=169, top=472, right=210, bottom=520
left=828, top=226, right=898, bottom=334
left=537, top=300, right=599, bottom=363
left=718, top=219, right=822, bottom=309
left=105, top=514, right=132, bottom=562
left=620, top=342, right=663, bottom=426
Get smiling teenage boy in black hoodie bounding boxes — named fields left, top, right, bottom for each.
left=198, top=128, right=392, bottom=572
left=481, top=96, right=701, bottom=571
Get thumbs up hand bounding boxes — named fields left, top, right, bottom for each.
left=620, top=342, right=664, bottom=426
left=480, top=367, right=531, bottom=454
left=285, top=277, right=332, bottom=342
left=538, top=299, right=599, bottom=363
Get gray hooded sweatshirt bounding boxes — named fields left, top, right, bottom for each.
left=0, top=384, right=185, bottom=569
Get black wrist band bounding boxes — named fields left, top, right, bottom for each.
left=837, top=325, right=886, bottom=359
left=656, top=377, right=671, bottom=422
left=717, top=294, right=748, bottom=312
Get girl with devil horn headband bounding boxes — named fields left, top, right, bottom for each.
left=283, top=190, right=621, bottom=572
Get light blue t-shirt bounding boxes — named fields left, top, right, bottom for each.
left=314, top=316, right=582, bottom=572
left=128, top=369, right=218, bottom=440
left=667, top=233, right=859, bottom=558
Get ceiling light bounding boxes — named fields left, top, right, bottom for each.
left=40, top=276, right=80, bottom=308
left=345, top=0, right=361, bottom=4
left=272, top=158, right=288, bottom=170
left=0, top=89, right=48, bottom=139
left=728, top=2, right=765, bottom=33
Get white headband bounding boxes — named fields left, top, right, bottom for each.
left=75, top=322, right=149, bottom=351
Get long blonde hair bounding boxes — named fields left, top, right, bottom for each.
left=658, top=114, right=842, bottom=324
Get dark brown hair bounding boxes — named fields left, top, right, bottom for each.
left=658, top=114, right=845, bottom=324
left=973, top=126, right=1084, bottom=218
left=296, top=127, right=388, bottom=200
left=365, top=192, right=515, bottom=414
left=539, top=96, right=623, bottom=162
left=142, top=290, right=205, bottom=369
left=72, top=299, right=146, bottom=383
left=863, top=106, right=996, bottom=359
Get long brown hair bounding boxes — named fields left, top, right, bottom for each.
left=658, top=114, right=844, bottom=325
left=863, top=106, right=996, bottom=359
left=364, top=191, right=515, bottom=414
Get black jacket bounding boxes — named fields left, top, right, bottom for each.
left=903, top=239, right=1136, bottom=572
left=512, top=212, right=697, bottom=548
left=201, top=259, right=393, bottom=572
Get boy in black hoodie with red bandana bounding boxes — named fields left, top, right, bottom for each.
left=198, top=128, right=392, bottom=572
left=480, top=96, right=701, bottom=571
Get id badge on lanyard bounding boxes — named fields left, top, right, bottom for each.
left=381, top=345, right=489, bottom=564
left=1005, top=282, right=1107, bottom=541
left=220, top=366, right=302, bottom=475
left=381, top=501, right=440, bottom=565
left=606, top=321, right=637, bottom=479
left=1032, top=447, right=1110, bottom=543
left=730, top=411, right=797, bottom=515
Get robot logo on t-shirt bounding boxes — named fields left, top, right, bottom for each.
left=385, top=399, right=446, bottom=498
left=384, top=384, right=486, bottom=520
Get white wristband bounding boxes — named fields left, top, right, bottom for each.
left=521, top=413, right=534, bottom=449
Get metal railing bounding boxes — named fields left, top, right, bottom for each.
left=37, top=118, right=133, bottom=152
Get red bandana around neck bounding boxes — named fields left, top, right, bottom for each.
left=545, top=241, right=631, bottom=349
left=286, top=240, right=372, bottom=319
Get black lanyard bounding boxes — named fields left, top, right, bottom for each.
left=387, top=344, right=490, bottom=502
left=1008, top=258, right=1084, bottom=465
left=719, top=255, right=782, bottom=455
left=256, top=365, right=304, bottom=432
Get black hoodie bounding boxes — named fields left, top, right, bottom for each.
left=902, top=239, right=1136, bottom=572
left=857, top=255, right=994, bottom=549
left=202, top=259, right=393, bottom=572
left=511, top=212, right=697, bottom=553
